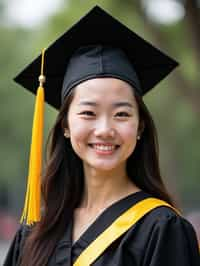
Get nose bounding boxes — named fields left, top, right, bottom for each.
left=94, top=118, right=116, bottom=138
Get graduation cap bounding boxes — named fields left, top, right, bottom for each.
left=15, top=6, right=179, bottom=225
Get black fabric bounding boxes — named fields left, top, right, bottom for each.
left=61, top=45, right=142, bottom=101
left=3, top=224, right=31, bottom=266
left=4, top=191, right=200, bottom=266
left=13, top=6, right=178, bottom=110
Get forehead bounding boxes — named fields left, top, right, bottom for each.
left=72, top=78, right=136, bottom=103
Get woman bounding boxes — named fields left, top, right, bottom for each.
left=4, top=6, right=199, bottom=266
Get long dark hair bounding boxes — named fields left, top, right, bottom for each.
left=20, top=88, right=174, bottom=266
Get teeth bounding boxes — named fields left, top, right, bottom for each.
left=92, top=144, right=115, bottom=151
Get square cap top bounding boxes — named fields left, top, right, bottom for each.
left=14, top=5, right=179, bottom=110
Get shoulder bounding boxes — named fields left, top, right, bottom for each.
left=131, top=195, right=192, bottom=230
left=145, top=204, right=182, bottom=221
left=127, top=200, right=198, bottom=245
left=138, top=205, right=199, bottom=248
left=143, top=205, right=195, bottom=231
left=4, top=224, right=33, bottom=265
left=12, top=223, right=33, bottom=250
left=11, top=223, right=34, bottom=251
left=131, top=205, right=200, bottom=265
left=127, top=194, right=197, bottom=237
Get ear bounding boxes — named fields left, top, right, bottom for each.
left=64, top=128, right=70, bottom=138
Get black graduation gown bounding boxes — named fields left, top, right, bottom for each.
left=4, top=191, right=200, bottom=266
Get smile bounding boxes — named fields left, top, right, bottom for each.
left=93, top=144, right=115, bottom=151
left=88, top=143, right=120, bottom=153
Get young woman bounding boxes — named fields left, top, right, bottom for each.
left=4, top=6, right=199, bottom=266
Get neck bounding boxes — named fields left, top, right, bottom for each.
left=80, top=165, right=140, bottom=211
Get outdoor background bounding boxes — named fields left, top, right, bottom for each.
left=0, top=0, right=199, bottom=263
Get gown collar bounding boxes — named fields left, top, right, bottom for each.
left=58, top=190, right=150, bottom=247
left=55, top=190, right=151, bottom=265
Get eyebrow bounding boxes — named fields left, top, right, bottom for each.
left=78, top=101, right=134, bottom=108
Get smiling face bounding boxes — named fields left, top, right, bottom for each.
left=65, top=78, right=140, bottom=174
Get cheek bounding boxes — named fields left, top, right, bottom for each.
left=68, top=118, right=90, bottom=146
left=119, top=120, right=139, bottom=142
left=119, top=121, right=139, bottom=157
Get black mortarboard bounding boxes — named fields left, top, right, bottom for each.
left=15, top=6, right=179, bottom=225
left=14, top=5, right=178, bottom=110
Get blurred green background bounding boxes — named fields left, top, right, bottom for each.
left=0, top=0, right=199, bottom=226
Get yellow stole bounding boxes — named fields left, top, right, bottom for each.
left=73, top=198, right=179, bottom=266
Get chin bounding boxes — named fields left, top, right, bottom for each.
left=85, top=160, right=126, bottom=172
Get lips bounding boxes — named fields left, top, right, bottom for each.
left=88, top=143, right=120, bottom=151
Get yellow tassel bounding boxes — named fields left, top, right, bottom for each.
left=20, top=49, right=46, bottom=225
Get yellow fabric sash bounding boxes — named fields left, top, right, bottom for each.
left=73, top=197, right=179, bottom=266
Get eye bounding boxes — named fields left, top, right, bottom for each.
left=78, top=111, right=95, bottom=116
left=115, top=112, right=130, bottom=117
